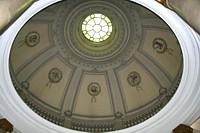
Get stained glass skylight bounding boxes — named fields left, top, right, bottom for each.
left=82, top=13, right=112, bottom=43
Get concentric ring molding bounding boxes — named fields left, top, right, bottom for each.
left=0, top=0, right=200, bottom=133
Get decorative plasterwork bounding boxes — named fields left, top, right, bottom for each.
left=2, top=0, right=200, bottom=133
left=48, top=68, right=63, bottom=83
left=17, top=31, right=40, bottom=48
left=25, top=32, right=40, bottom=47
left=87, top=82, right=101, bottom=103
left=46, top=67, right=63, bottom=88
left=21, top=81, right=30, bottom=90
left=53, top=0, right=142, bottom=71
left=127, top=71, right=141, bottom=87
left=8, top=0, right=183, bottom=132
left=152, top=38, right=174, bottom=55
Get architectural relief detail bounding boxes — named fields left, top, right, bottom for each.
left=64, top=110, right=72, bottom=117
left=166, top=78, right=181, bottom=101
left=46, top=68, right=63, bottom=88
left=11, top=75, right=182, bottom=132
left=17, top=40, right=26, bottom=48
left=8, top=0, right=183, bottom=132
left=88, top=82, right=101, bottom=103
left=25, top=32, right=40, bottom=47
left=72, top=122, right=114, bottom=132
left=17, top=31, right=40, bottom=48
left=114, top=112, right=123, bottom=118
left=152, top=38, right=174, bottom=55
left=21, top=81, right=30, bottom=90
left=53, top=0, right=142, bottom=71
left=159, top=87, right=167, bottom=95
left=25, top=98, right=64, bottom=126
left=127, top=71, right=142, bottom=91
left=124, top=103, right=163, bottom=128
left=48, top=68, right=63, bottom=83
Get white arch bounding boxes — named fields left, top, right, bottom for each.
left=0, top=0, right=200, bottom=132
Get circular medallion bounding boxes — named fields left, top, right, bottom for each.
left=48, top=68, right=63, bottom=83
left=127, top=71, right=141, bottom=87
left=88, top=82, right=101, bottom=96
left=82, top=13, right=112, bottom=42
left=25, top=32, right=40, bottom=47
left=152, top=38, right=167, bottom=54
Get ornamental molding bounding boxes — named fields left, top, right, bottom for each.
left=52, top=0, right=142, bottom=71
left=0, top=0, right=200, bottom=133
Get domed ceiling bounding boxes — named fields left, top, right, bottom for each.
left=9, top=0, right=183, bottom=132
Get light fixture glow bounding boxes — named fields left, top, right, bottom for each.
left=82, top=13, right=112, bottom=43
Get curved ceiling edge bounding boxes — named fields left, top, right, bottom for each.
left=131, top=0, right=200, bottom=132
left=0, top=0, right=200, bottom=133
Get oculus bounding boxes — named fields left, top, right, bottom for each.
left=82, top=13, right=112, bottom=43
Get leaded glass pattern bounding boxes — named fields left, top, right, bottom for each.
left=82, top=13, right=112, bottom=43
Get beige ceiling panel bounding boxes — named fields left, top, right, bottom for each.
left=10, top=23, right=50, bottom=72
left=74, top=73, right=113, bottom=117
left=139, top=6, right=154, bottom=15
left=28, top=57, right=72, bottom=109
left=117, top=61, right=159, bottom=112
left=142, top=29, right=182, bottom=79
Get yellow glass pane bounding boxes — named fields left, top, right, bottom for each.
left=85, top=34, right=90, bottom=39
left=91, top=14, right=95, bottom=18
left=83, top=21, right=87, bottom=25
left=94, top=38, right=99, bottom=42
left=109, top=27, right=112, bottom=32
left=85, top=16, right=91, bottom=22
left=104, top=17, right=110, bottom=23
left=82, top=25, right=86, bottom=31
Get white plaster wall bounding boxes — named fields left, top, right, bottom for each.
left=0, top=0, right=200, bottom=133
left=13, top=128, right=21, bottom=133
left=0, top=113, right=3, bottom=119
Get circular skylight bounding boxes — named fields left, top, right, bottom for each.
left=82, top=13, right=112, bottom=43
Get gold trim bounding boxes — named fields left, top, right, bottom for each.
left=0, top=119, right=13, bottom=132
left=155, top=0, right=168, bottom=7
